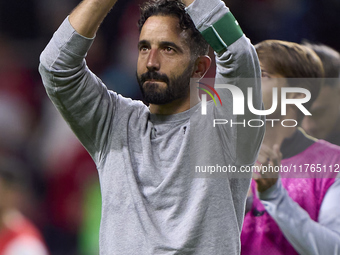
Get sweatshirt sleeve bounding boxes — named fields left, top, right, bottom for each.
left=39, top=17, right=120, bottom=164
left=259, top=178, right=340, bottom=255
left=186, top=0, right=265, bottom=167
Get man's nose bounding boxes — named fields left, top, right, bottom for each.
left=146, top=49, right=160, bottom=71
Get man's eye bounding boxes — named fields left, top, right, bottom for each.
left=165, top=47, right=174, bottom=53
left=140, top=46, right=148, bottom=52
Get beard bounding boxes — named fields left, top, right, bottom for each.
left=136, top=64, right=193, bottom=105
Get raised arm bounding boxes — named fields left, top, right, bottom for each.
left=69, top=0, right=118, bottom=38
left=39, top=0, right=138, bottom=163
left=185, top=0, right=264, bottom=167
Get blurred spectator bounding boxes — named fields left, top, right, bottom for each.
left=301, top=43, right=340, bottom=145
left=0, top=35, right=37, bottom=155
left=34, top=101, right=98, bottom=255
left=0, top=156, right=48, bottom=255
left=0, top=32, right=46, bottom=244
left=241, top=40, right=340, bottom=255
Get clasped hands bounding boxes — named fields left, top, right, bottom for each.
left=253, top=144, right=282, bottom=193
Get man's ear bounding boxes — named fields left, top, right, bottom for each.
left=192, top=55, right=211, bottom=79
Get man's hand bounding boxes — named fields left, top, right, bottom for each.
left=253, top=144, right=282, bottom=193
left=182, top=0, right=195, bottom=7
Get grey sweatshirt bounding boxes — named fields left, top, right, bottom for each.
left=39, top=0, right=264, bottom=254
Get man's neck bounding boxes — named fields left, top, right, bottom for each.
left=149, top=99, right=189, bottom=115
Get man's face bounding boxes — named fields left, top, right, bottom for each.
left=302, top=85, right=340, bottom=139
left=136, top=15, right=194, bottom=105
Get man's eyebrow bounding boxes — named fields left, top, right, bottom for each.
left=159, top=41, right=184, bottom=54
left=138, top=40, right=150, bottom=49
left=137, top=40, right=184, bottom=54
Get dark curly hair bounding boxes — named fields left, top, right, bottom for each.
left=138, top=0, right=209, bottom=57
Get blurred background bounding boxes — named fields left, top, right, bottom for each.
left=0, top=0, right=339, bottom=254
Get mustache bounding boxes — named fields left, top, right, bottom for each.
left=140, top=71, right=169, bottom=85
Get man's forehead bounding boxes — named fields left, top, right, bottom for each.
left=139, top=15, right=189, bottom=42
